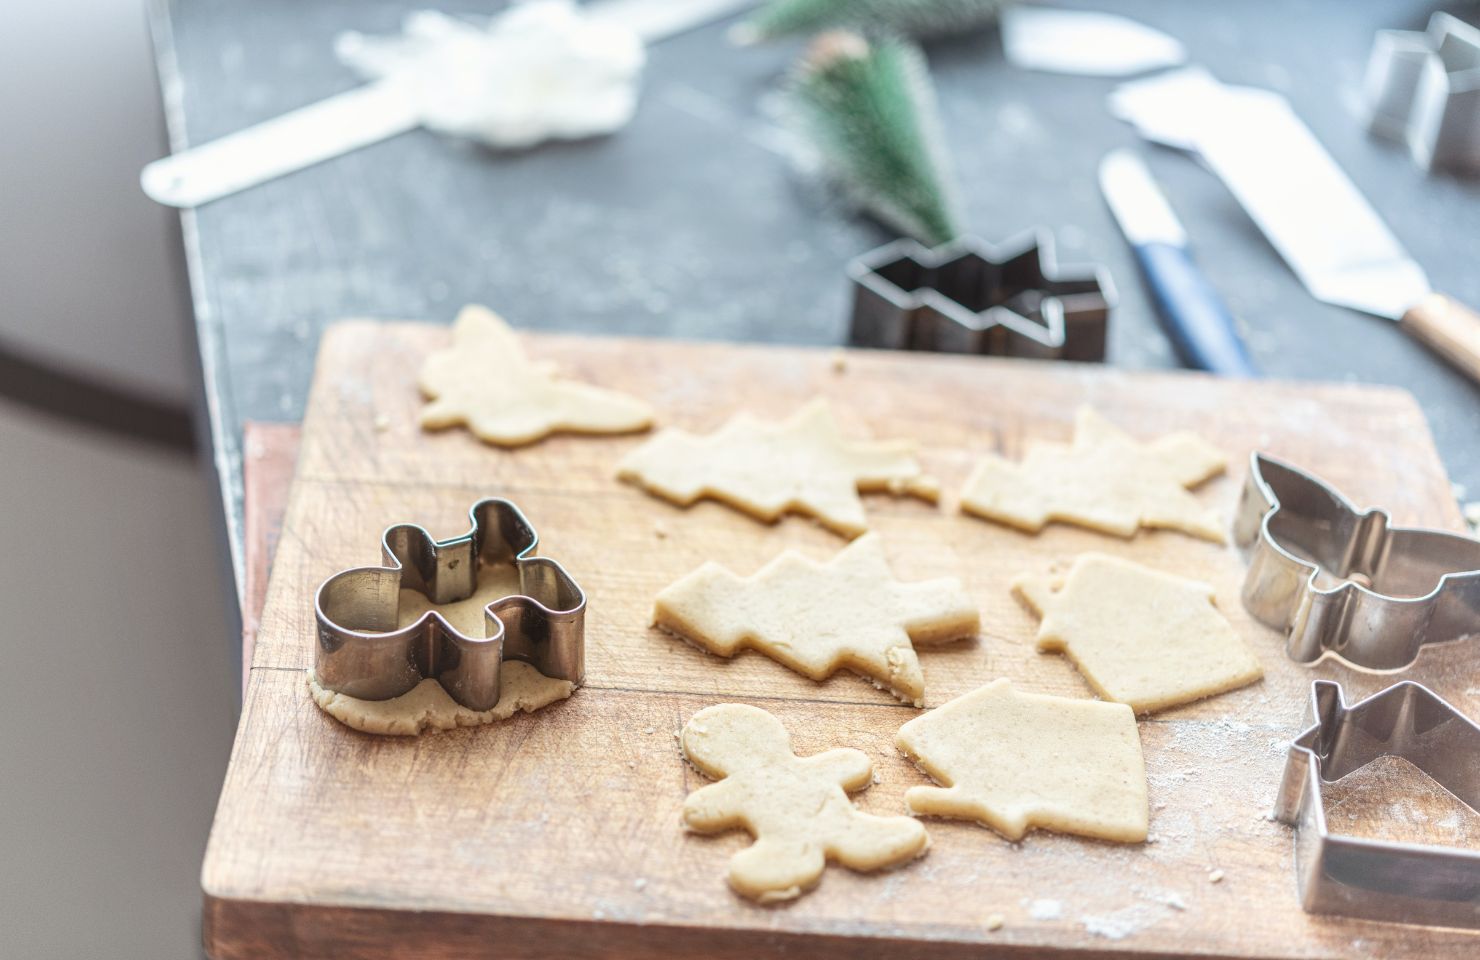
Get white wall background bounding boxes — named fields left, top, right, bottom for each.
left=0, top=2, right=237, bottom=958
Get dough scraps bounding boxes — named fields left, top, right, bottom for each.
left=681, top=703, right=928, bottom=902
left=896, top=678, right=1148, bottom=843
left=1014, top=553, right=1263, bottom=713
left=959, top=406, right=1227, bottom=542
left=418, top=304, right=653, bottom=446
left=653, top=533, right=978, bottom=705
left=616, top=398, right=936, bottom=538
left=308, top=661, right=574, bottom=736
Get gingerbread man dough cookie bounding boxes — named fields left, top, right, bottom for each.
left=896, top=679, right=1148, bottom=843
left=654, top=533, right=979, bottom=705
left=419, top=304, right=653, bottom=446
left=617, top=399, right=937, bottom=538
left=1014, top=553, right=1263, bottom=713
left=959, top=407, right=1227, bottom=542
left=681, top=703, right=928, bottom=902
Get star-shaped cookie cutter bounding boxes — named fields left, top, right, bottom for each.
left=846, top=229, right=1115, bottom=360
left=1364, top=12, right=1480, bottom=175
left=1274, top=679, right=1480, bottom=928
left=313, top=498, right=585, bottom=711
left=1231, top=452, right=1480, bottom=670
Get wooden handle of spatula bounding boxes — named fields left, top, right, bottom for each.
left=1401, top=294, right=1480, bottom=385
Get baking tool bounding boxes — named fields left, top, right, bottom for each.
left=1000, top=6, right=1184, bottom=77
left=1098, top=149, right=1255, bottom=376
left=1111, top=68, right=1480, bottom=385
left=847, top=231, right=1114, bottom=360
left=211, top=322, right=1470, bottom=960
left=1365, top=12, right=1480, bottom=176
left=142, top=0, right=755, bottom=207
left=314, top=497, right=585, bottom=711
left=1233, top=452, right=1480, bottom=671
left=1275, top=679, right=1480, bottom=928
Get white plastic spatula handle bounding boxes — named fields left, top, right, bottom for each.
left=141, top=80, right=421, bottom=208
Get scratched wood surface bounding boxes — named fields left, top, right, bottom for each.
left=203, top=322, right=1480, bottom=960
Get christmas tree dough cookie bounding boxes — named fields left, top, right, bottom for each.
left=896, top=678, right=1148, bottom=843
left=959, top=407, right=1227, bottom=542
left=654, top=533, right=978, bottom=705
left=419, top=304, right=653, bottom=446
left=1014, top=553, right=1263, bottom=714
left=308, top=661, right=574, bottom=737
left=681, top=703, right=928, bottom=902
left=616, top=398, right=936, bottom=538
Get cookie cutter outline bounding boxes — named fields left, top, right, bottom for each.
left=847, top=229, right=1116, bottom=361
left=1231, top=452, right=1480, bottom=671
left=1274, top=679, right=1480, bottom=929
left=1364, top=12, right=1480, bottom=176
left=313, top=498, right=585, bottom=711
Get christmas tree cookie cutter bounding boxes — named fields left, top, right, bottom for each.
left=1232, top=452, right=1480, bottom=670
left=1274, top=679, right=1480, bottom=928
left=313, top=498, right=585, bottom=711
left=846, top=229, right=1116, bottom=360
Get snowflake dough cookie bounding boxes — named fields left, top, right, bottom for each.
left=1014, top=553, right=1263, bottom=714
left=307, top=661, right=574, bottom=737
left=418, top=304, right=653, bottom=446
left=617, top=398, right=937, bottom=538
left=896, top=678, right=1148, bottom=843
left=960, top=407, right=1227, bottom=542
left=654, top=533, right=978, bottom=705
left=681, top=703, right=928, bottom=902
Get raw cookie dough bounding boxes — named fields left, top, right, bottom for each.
left=308, top=661, right=575, bottom=736
left=419, top=304, right=653, bottom=446
left=653, top=533, right=978, bottom=705
left=681, top=703, right=928, bottom=902
left=896, top=678, right=1148, bottom=843
left=617, top=398, right=936, bottom=538
left=959, top=407, right=1226, bottom=542
left=1014, top=553, right=1263, bottom=713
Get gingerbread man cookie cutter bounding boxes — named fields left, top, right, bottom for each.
left=1232, top=452, right=1480, bottom=670
left=314, top=498, right=585, bottom=711
left=1274, top=679, right=1480, bottom=928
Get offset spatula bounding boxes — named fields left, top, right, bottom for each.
left=1113, top=70, right=1480, bottom=384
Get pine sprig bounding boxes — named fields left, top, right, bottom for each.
left=733, top=0, right=1006, bottom=44
left=786, top=31, right=962, bottom=246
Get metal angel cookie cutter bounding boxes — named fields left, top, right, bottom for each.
left=1365, top=12, right=1480, bottom=176
left=1232, top=452, right=1480, bottom=670
left=1274, top=679, right=1480, bottom=928
left=847, top=230, right=1115, bottom=360
left=314, top=498, right=585, bottom=711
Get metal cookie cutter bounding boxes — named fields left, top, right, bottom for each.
left=1365, top=12, right=1480, bottom=176
left=1274, top=679, right=1480, bottom=928
left=1232, top=452, right=1480, bottom=670
left=314, top=498, right=585, bottom=711
left=847, top=229, right=1115, bottom=360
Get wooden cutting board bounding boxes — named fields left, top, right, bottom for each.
left=202, top=322, right=1480, bottom=960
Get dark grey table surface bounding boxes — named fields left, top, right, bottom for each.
left=153, top=0, right=1480, bottom=590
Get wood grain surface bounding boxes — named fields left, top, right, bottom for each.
left=202, top=322, right=1480, bottom=959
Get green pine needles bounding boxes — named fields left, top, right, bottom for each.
left=733, top=0, right=1007, bottom=44
left=786, top=31, right=962, bottom=246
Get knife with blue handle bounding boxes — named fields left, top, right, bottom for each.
left=1098, top=149, right=1258, bottom=377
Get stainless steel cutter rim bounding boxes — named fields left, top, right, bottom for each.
left=1236, top=451, right=1480, bottom=671
left=1274, top=679, right=1480, bottom=928
left=313, top=497, right=586, bottom=712
left=846, top=228, right=1117, bottom=354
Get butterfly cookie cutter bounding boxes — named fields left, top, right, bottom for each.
left=1232, top=452, right=1480, bottom=670
left=1274, top=679, right=1480, bottom=928
left=313, top=498, right=585, bottom=710
left=846, top=229, right=1115, bottom=361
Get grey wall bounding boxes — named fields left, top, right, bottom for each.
left=0, top=2, right=236, bottom=958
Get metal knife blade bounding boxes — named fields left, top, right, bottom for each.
left=1099, top=149, right=1256, bottom=375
